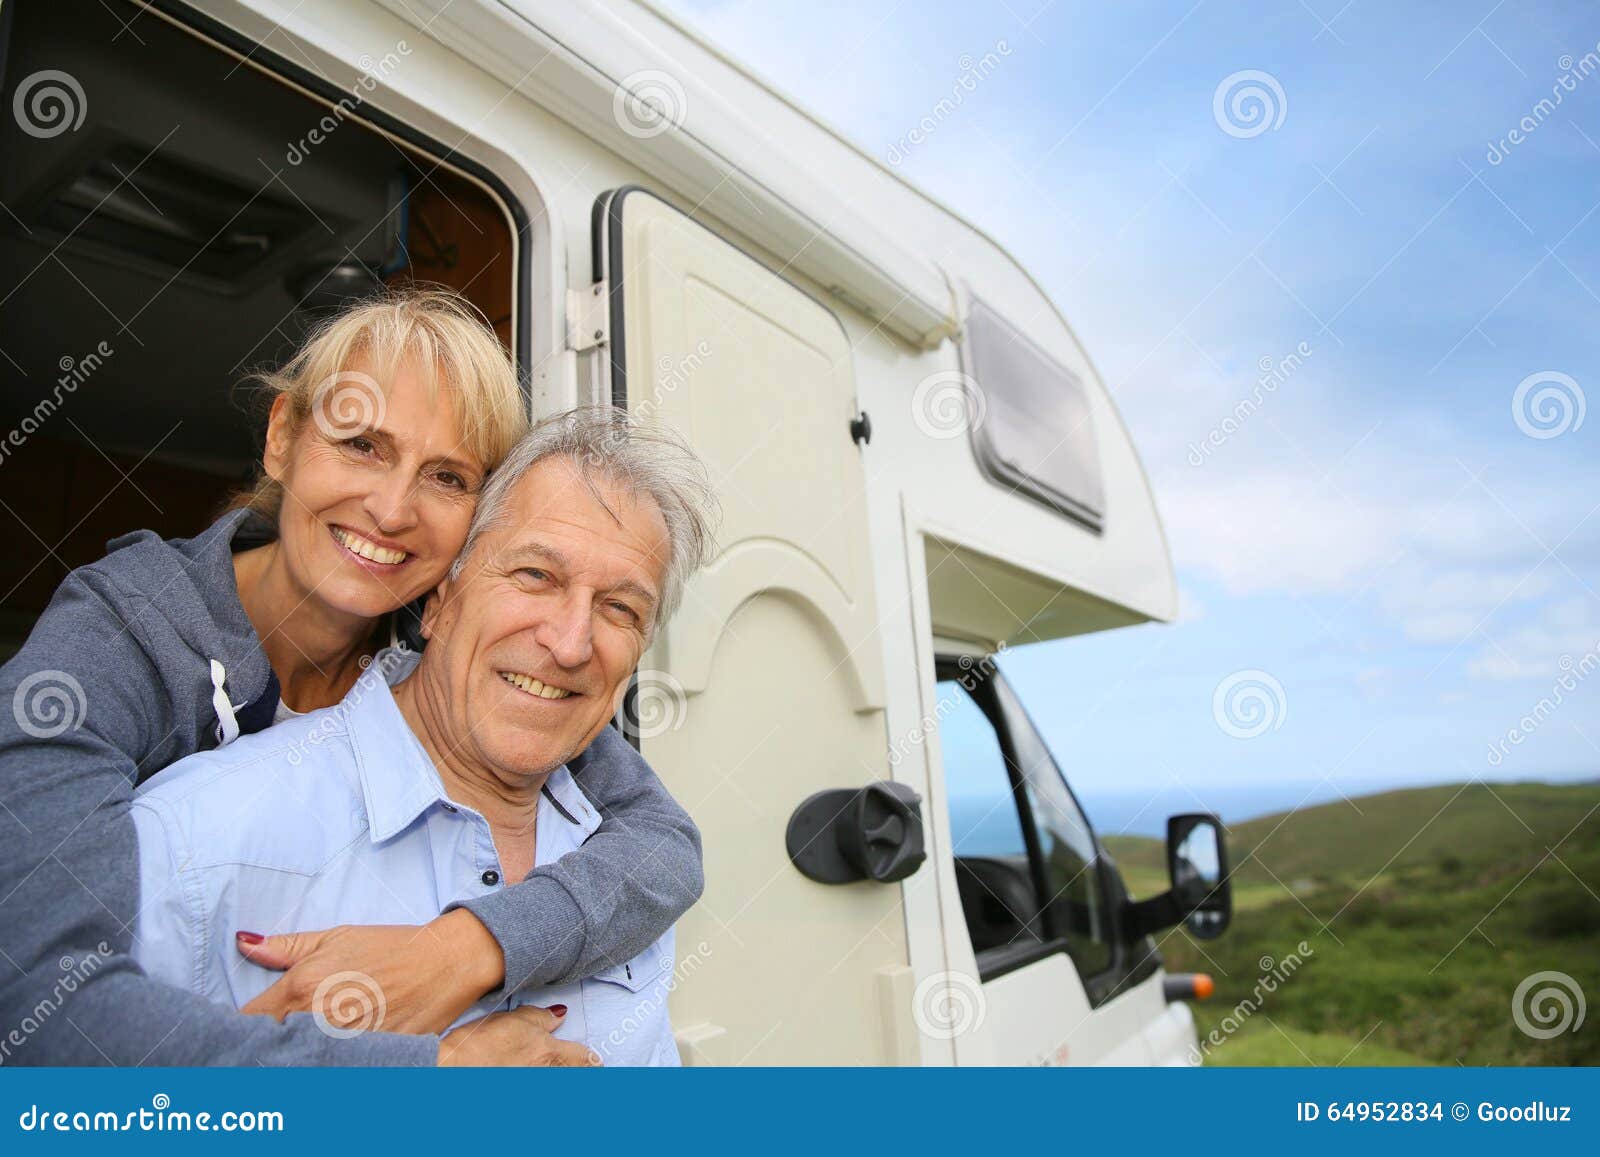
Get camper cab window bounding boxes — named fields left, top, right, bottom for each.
left=0, top=0, right=521, bottom=658
left=962, top=297, right=1105, bottom=531
left=938, top=656, right=1115, bottom=990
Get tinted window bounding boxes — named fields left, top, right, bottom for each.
left=937, top=666, right=1112, bottom=980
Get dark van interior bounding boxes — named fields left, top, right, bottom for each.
left=0, top=0, right=516, bottom=656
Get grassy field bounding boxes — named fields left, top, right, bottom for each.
left=1105, top=781, right=1600, bottom=1066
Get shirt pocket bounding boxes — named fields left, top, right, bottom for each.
left=594, top=935, right=675, bottom=994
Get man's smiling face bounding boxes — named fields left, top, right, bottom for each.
left=415, top=454, right=670, bottom=782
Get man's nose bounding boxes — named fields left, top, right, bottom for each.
left=363, top=469, right=420, bottom=534
left=534, top=591, right=595, bottom=669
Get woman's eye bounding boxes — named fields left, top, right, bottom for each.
left=435, top=470, right=466, bottom=490
left=344, top=436, right=376, bottom=455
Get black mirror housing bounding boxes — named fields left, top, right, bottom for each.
left=1122, top=812, right=1233, bottom=940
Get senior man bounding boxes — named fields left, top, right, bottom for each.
left=130, top=407, right=717, bottom=1065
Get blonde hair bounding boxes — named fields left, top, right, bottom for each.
left=236, top=286, right=527, bottom=519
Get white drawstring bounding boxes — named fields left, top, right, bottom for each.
left=210, top=659, right=244, bottom=747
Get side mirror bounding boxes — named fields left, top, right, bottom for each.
left=1123, top=812, right=1232, bottom=940
left=1168, top=813, right=1231, bottom=939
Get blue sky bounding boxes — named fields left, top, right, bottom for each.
left=665, top=0, right=1600, bottom=829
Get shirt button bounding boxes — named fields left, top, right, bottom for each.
left=441, top=803, right=458, bottom=813
left=481, top=869, right=500, bottom=886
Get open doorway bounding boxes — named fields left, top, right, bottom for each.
left=0, top=0, right=522, bottom=655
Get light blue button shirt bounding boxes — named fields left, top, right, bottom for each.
left=131, top=649, right=679, bottom=1066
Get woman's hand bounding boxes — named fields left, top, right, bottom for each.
left=236, top=909, right=506, bottom=1034
left=439, top=1005, right=601, bottom=1067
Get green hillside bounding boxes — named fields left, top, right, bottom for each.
left=1121, top=780, right=1600, bottom=1066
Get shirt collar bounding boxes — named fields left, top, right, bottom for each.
left=345, top=647, right=598, bottom=844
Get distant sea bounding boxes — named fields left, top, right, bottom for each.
left=949, top=772, right=1600, bottom=848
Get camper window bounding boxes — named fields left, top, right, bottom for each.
left=961, top=297, right=1105, bottom=531
left=0, top=0, right=521, bottom=659
left=937, top=658, right=1115, bottom=988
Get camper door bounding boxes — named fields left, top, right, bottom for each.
left=593, top=188, right=913, bottom=1065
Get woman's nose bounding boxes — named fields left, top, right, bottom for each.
left=363, top=470, right=420, bottom=533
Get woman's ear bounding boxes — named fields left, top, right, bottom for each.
left=262, top=394, right=295, bottom=482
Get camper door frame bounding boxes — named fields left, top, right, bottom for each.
left=135, top=0, right=557, bottom=401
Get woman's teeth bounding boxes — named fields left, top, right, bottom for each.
left=332, top=527, right=407, bottom=565
left=500, top=671, right=574, bottom=700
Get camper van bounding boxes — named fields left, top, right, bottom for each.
left=0, top=0, right=1231, bottom=1065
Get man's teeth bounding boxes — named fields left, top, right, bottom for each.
left=500, top=671, right=574, bottom=700
left=333, top=527, right=407, bottom=565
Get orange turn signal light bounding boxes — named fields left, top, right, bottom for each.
left=1193, top=973, right=1215, bottom=1000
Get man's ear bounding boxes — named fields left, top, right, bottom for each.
left=417, top=578, right=451, bottom=641
left=262, top=395, right=295, bottom=482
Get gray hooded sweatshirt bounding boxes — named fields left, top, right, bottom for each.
left=0, top=509, right=702, bottom=1065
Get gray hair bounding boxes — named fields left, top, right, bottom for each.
left=451, top=406, right=720, bottom=631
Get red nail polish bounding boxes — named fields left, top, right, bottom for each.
left=236, top=931, right=265, bottom=945
left=549, top=1004, right=568, bottom=1017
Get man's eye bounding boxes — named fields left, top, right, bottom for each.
left=519, top=568, right=549, bottom=583
left=607, top=600, right=639, bottom=623
left=344, top=436, right=376, bottom=455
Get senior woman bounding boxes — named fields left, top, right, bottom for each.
left=0, top=289, right=701, bottom=1066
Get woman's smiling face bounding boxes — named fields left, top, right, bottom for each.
left=263, top=356, right=487, bottom=621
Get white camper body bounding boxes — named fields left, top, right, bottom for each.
left=0, top=0, right=1210, bottom=1065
